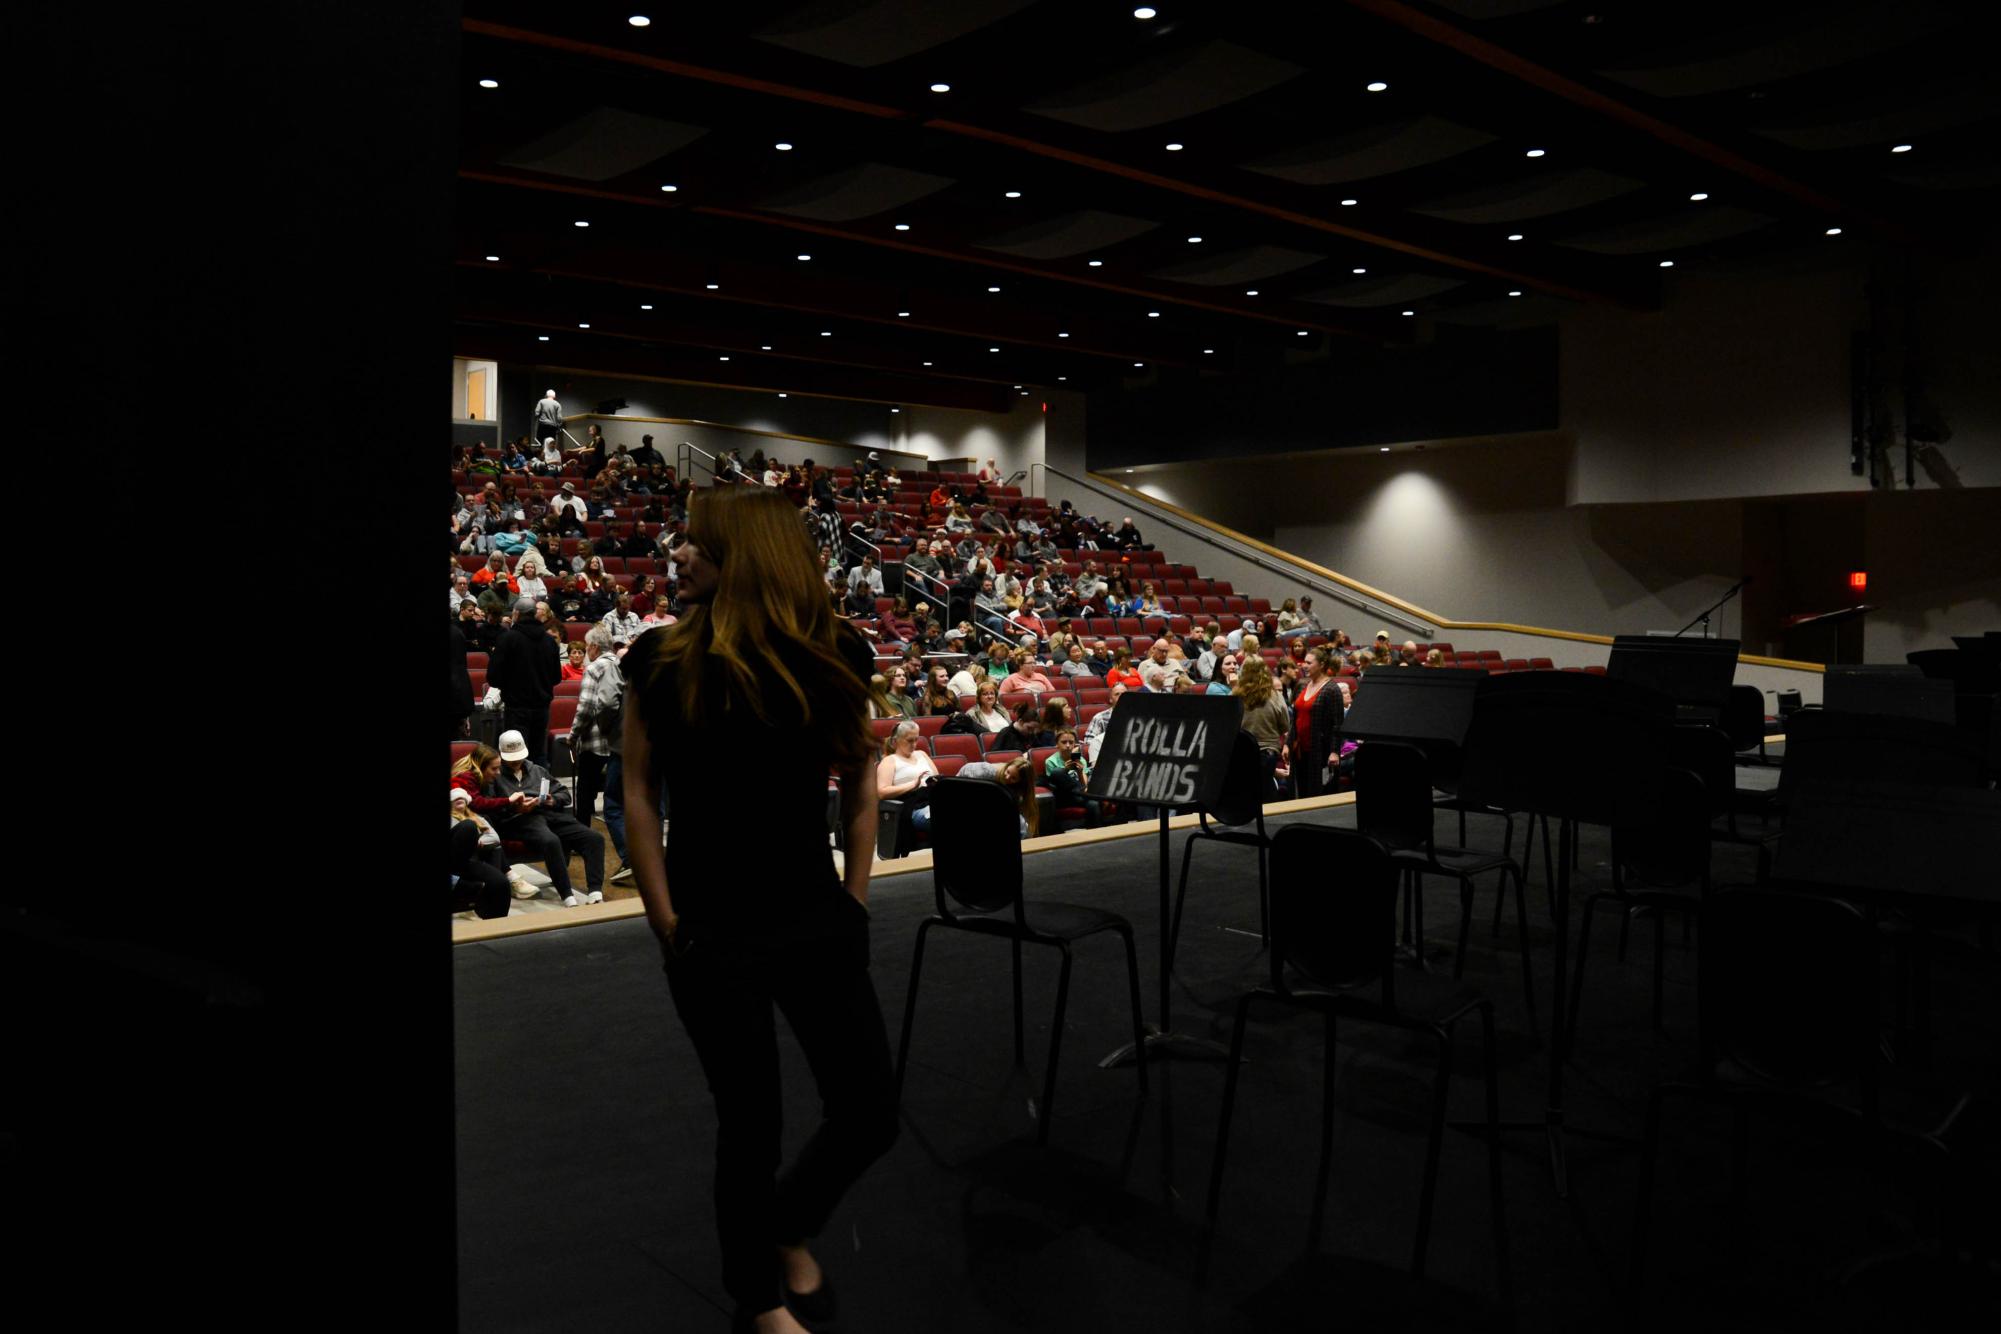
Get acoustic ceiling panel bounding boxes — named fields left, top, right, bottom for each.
left=753, top=0, right=1036, bottom=68
left=498, top=108, right=708, bottom=181
left=1147, top=245, right=1326, bottom=285
left=1296, top=273, right=1466, bottom=307
left=1600, top=2, right=1952, bottom=98
left=1025, top=40, right=1302, bottom=133
left=1553, top=205, right=1775, bottom=255
left=758, top=163, right=957, bottom=221
left=974, top=210, right=1160, bottom=259
left=1410, top=168, right=1645, bottom=223
left=1753, top=77, right=2001, bottom=151
left=1243, top=117, right=1496, bottom=186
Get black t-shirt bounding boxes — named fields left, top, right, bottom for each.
left=622, top=622, right=874, bottom=944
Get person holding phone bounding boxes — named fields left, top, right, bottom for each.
left=487, top=729, right=605, bottom=907
left=875, top=720, right=939, bottom=835
left=619, top=487, right=894, bottom=1334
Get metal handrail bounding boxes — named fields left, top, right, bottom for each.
left=675, top=439, right=765, bottom=486
left=1028, top=461, right=1431, bottom=636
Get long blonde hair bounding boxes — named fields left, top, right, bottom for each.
left=1234, top=655, right=1275, bottom=709
left=646, top=487, right=874, bottom=767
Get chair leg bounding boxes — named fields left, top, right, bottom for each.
left=1537, top=815, right=1557, bottom=919
left=1453, top=877, right=1475, bottom=981
left=1479, top=1003, right=1511, bottom=1306
left=1118, top=926, right=1149, bottom=1094
left=1510, top=865, right=1537, bottom=1031
left=1205, top=994, right=1257, bottom=1224
left=1307, top=1008, right=1340, bottom=1249
left=1036, top=944, right=1076, bottom=1146
left=1567, top=894, right=1605, bottom=1056
left=1011, top=937, right=1026, bottom=1068
left=894, top=919, right=935, bottom=1106
left=1169, top=831, right=1200, bottom=970
left=1256, top=842, right=1270, bottom=948
left=1411, top=872, right=1426, bottom=970
left=1490, top=870, right=1508, bottom=938
left=1413, top=1023, right=1457, bottom=1278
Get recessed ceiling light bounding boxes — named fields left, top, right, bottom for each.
left=1147, top=311, right=1160, bottom=318
left=628, top=15, right=651, bottom=26
left=1352, top=267, right=1367, bottom=274
left=660, top=184, right=678, bottom=193
left=923, top=361, right=933, bottom=366
left=478, top=79, right=499, bottom=89
left=578, top=322, right=591, bottom=328
left=1366, top=81, right=1388, bottom=92
left=891, top=407, right=900, bottom=413
left=1203, top=348, right=1214, bottom=354
left=1165, top=142, right=1184, bottom=151
left=989, top=347, right=1000, bottom=352
left=1245, top=289, right=1259, bottom=296
left=1058, top=375, right=1067, bottom=380
left=1507, top=233, right=1524, bottom=241
left=573, top=220, right=589, bottom=227
left=1659, top=260, right=1675, bottom=268
left=1296, top=330, right=1309, bottom=336
left=1187, top=236, right=1202, bottom=243
left=1507, top=291, right=1521, bottom=297
left=1379, top=446, right=1391, bottom=452
left=1526, top=148, right=1546, bottom=158
left=484, top=255, right=499, bottom=262
left=718, top=356, right=729, bottom=361
left=778, top=393, right=787, bottom=398
left=1826, top=227, right=1843, bottom=236
left=820, top=331, right=832, bottom=336
left=894, top=223, right=910, bottom=231
left=536, top=335, right=549, bottom=341
left=987, top=285, right=1001, bottom=292
left=930, top=83, right=950, bottom=93
left=1126, top=468, right=1135, bottom=474
left=774, top=142, right=796, bottom=152
left=1087, top=260, right=1103, bottom=267
left=1134, top=6, right=1157, bottom=17
left=897, top=311, right=910, bottom=317
left=760, top=345, right=771, bottom=350
left=1891, top=144, right=1912, bottom=153
left=1014, top=384, right=1023, bottom=389
left=1689, top=192, right=1709, bottom=201
left=797, top=254, right=811, bottom=261
left=1133, top=362, right=1144, bottom=367
left=1058, top=332, right=1070, bottom=338
left=639, top=304, right=652, bottom=310
left=1340, top=198, right=1358, bottom=206
left=705, top=283, right=719, bottom=290
left=1004, top=191, right=1022, bottom=198
left=1401, top=310, right=1414, bottom=316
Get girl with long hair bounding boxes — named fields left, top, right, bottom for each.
left=620, top=486, right=894, bottom=1334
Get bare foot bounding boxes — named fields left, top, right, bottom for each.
left=776, top=1242, right=822, bottom=1294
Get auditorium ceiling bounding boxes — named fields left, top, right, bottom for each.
left=452, top=0, right=2001, bottom=412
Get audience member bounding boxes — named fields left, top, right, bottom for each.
left=487, top=728, right=606, bottom=907
left=487, top=595, right=560, bottom=765
left=876, top=721, right=939, bottom=839
left=572, top=624, right=635, bottom=884
left=450, top=787, right=513, bottom=919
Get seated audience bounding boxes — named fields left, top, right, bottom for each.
left=876, top=721, right=940, bottom=837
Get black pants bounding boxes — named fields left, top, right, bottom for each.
left=664, top=900, right=898, bottom=1317
left=1292, top=732, right=1327, bottom=798
left=576, top=751, right=609, bottom=841
left=502, top=809, right=602, bottom=897
left=449, top=821, right=511, bottom=919
left=502, top=704, right=551, bottom=766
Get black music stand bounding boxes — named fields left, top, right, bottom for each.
left=1823, top=664, right=1957, bottom=724
left=1453, top=671, right=1674, bottom=1197
left=1090, top=692, right=1245, bottom=1068
left=1606, top=634, right=1739, bottom=722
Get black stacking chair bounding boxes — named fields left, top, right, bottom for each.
left=1673, top=721, right=1773, bottom=846
left=1721, top=684, right=1771, bottom=762
left=894, top=777, right=1147, bottom=1145
left=1355, top=741, right=1536, bottom=1025
left=1630, top=888, right=1971, bottom=1293
left=1567, top=766, right=1711, bottom=1047
left=1206, top=826, right=1510, bottom=1298
left=1167, top=731, right=1272, bottom=957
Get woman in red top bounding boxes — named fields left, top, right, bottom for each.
left=450, top=744, right=516, bottom=820
left=561, top=640, right=588, bottom=681
left=1104, top=644, right=1144, bottom=691
left=1290, top=647, right=1340, bottom=798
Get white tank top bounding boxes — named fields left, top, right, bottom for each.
left=890, top=754, right=928, bottom=787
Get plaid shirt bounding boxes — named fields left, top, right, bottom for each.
left=600, top=609, right=645, bottom=643
left=572, top=652, right=623, bottom=757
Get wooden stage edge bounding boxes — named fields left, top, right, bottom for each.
left=451, top=790, right=1359, bottom=945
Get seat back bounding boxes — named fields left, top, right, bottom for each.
left=929, top=777, right=1026, bottom=919
left=1699, top=889, right=1878, bottom=1092
left=1615, top=766, right=1712, bottom=890
left=1353, top=741, right=1433, bottom=852
left=1203, top=730, right=1267, bottom=828
left=1268, top=826, right=1398, bottom=995
left=1721, top=685, right=1768, bottom=752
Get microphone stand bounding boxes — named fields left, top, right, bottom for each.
left=1675, top=576, right=1750, bottom=639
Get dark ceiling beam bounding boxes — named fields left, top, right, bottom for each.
left=1339, top=0, right=1916, bottom=242
left=460, top=167, right=1385, bottom=342
left=456, top=298, right=1067, bottom=391
left=462, top=17, right=1647, bottom=308
left=454, top=326, right=1013, bottom=412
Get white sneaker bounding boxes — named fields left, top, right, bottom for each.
left=510, top=878, right=538, bottom=900
left=563, top=894, right=580, bottom=908
left=585, top=890, right=604, bottom=905
left=610, top=863, right=635, bottom=884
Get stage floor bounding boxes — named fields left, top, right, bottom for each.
left=454, top=766, right=1997, bottom=1332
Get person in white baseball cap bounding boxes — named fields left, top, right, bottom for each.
left=487, top=729, right=605, bottom=906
